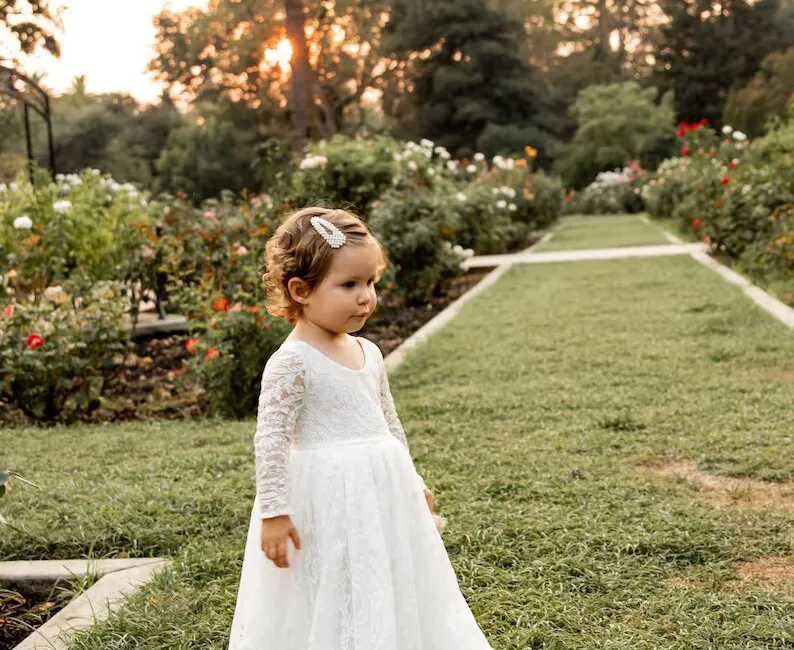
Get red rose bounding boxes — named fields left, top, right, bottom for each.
left=699, top=118, right=709, bottom=126
left=692, top=218, right=702, bottom=228
left=680, top=147, right=690, bottom=156
left=185, top=338, right=201, bottom=354
left=204, top=347, right=219, bottom=361
left=212, top=298, right=229, bottom=312
left=26, top=333, right=44, bottom=349
left=721, top=177, right=730, bottom=185
left=729, top=161, right=737, bottom=169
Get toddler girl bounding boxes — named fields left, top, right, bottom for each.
left=228, top=207, right=493, bottom=650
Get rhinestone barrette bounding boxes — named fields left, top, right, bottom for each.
left=310, top=216, right=346, bottom=249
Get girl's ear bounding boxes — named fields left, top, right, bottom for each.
left=287, top=277, right=312, bottom=305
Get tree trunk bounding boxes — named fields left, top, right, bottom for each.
left=285, top=0, right=313, bottom=153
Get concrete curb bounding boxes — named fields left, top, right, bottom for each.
left=2, top=558, right=171, bottom=650
left=690, top=251, right=794, bottom=329
left=656, top=225, right=794, bottom=330
left=463, top=242, right=706, bottom=269
left=385, top=232, right=552, bottom=373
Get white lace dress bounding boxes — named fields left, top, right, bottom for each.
left=228, top=336, right=494, bottom=650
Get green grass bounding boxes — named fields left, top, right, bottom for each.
left=540, top=214, right=671, bottom=251
left=2, top=255, right=794, bottom=648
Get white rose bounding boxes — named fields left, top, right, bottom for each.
left=733, top=131, right=747, bottom=142
left=474, top=153, right=485, bottom=162
left=299, top=155, right=327, bottom=170
left=453, top=244, right=464, bottom=255
left=501, top=187, right=516, bottom=198
left=722, top=125, right=733, bottom=135
left=493, top=155, right=504, bottom=165
left=393, top=153, right=402, bottom=162
left=508, top=203, right=517, bottom=212
left=496, top=200, right=507, bottom=209
left=420, top=139, right=434, bottom=149
left=466, top=164, right=477, bottom=173
left=455, top=192, right=467, bottom=201
left=13, top=216, right=33, bottom=230
left=44, top=285, right=65, bottom=300
left=491, top=188, right=500, bottom=195
left=447, top=160, right=458, bottom=171
left=505, top=158, right=515, bottom=169
left=428, top=168, right=436, bottom=176
left=408, top=160, right=418, bottom=171
left=53, top=200, right=72, bottom=214
left=462, top=248, right=474, bottom=259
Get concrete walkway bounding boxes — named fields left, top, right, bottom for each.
left=463, top=242, right=707, bottom=270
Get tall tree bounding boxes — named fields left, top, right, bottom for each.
left=384, top=0, right=549, bottom=158
left=149, top=0, right=396, bottom=141
left=285, top=0, right=312, bottom=151
left=654, top=0, right=794, bottom=126
left=723, top=46, right=794, bottom=137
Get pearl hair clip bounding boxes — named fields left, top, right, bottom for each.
left=310, top=216, right=346, bottom=249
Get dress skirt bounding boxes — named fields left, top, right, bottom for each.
left=228, top=434, right=493, bottom=650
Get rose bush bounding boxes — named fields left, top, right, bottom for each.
left=0, top=281, right=130, bottom=423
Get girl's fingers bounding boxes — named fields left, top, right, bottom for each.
left=289, top=527, right=302, bottom=551
left=276, top=540, right=289, bottom=568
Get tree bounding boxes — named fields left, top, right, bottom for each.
left=557, top=80, right=675, bottom=187
left=723, top=46, right=794, bottom=137
left=654, top=0, right=793, bottom=127
left=0, top=0, right=60, bottom=61
left=285, top=0, right=312, bottom=151
left=149, top=0, right=397, bottom=142
left=155, top=109, right=264, bottom=202
left=384, top=0, right=549, bottom=159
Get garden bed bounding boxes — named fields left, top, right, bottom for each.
left=0, top=583, right=72, bottom=649
left=0, top=268, right=495, bottom=427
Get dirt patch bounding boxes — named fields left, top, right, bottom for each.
left=642, top=460, right=794, bottom=513
left=764, top=369, right=794, bottom=382
left=735, top=556, right=794, bottom=582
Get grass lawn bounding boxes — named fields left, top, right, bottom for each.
left=2, top=254, right=793, bottom=648
left=539, top=214, right=670, bottom=251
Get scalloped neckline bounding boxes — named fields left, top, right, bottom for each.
left=283, top=337, right=369, bottom=373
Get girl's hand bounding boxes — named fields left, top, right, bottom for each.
left=260, top=515, right=301, bottom=569
left=423, top=488, right=435, bottom=514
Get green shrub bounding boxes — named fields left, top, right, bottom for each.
left=292, top=136, right=397, bottom=216
left=369, top=185, right=466, bottom=306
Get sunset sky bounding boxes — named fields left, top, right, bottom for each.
left=10, top=0, right=208, bottom=103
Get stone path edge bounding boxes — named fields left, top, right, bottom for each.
left=2, top=558, right=172, bottom=650
left=661, top=229, right=794, bottom=329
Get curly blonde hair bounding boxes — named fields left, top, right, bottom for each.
left=263, top=207, right=389, bottom=321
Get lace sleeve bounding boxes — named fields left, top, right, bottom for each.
left=254, top=348, right=305, bottom=519
left=374, top=344, right=428, bottom=493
